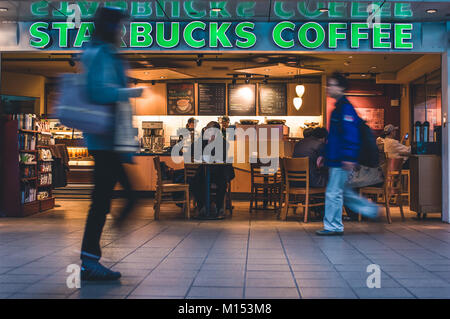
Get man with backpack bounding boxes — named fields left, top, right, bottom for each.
left=316, top=73, right=380, bottom=236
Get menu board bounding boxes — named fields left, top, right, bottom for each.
left=228, top=84, right=256, bottom=116
left=167, top=83, right=195, bottom=115
left=198, top=83, right=226, bottom=115
left=258, top=83, right=287, bottom=115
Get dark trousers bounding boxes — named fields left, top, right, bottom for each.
left=81, top=151, right=136, bottom=260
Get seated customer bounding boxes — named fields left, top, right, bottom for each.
left=382, top=124, right=411, bottom=168
left=292, top=127, right=328, bottom=188
left=191, top=121, right=235, bottom=217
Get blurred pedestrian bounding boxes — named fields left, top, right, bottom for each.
left=79, top=7, right=143, bottom=281
left=316, top=73, right=379, bottom=236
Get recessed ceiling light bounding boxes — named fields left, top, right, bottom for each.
left=361, top=74, right=367, bottom=77
left=264, top=69, right=270, bottom=72
left=0, top=8, right=8, bottom=12
left=426, top=9, right=437, bottom=14
left=319, top=8, right=328, bottom=13
left=160, top=76, right=166, bottom=79
left=370, top=66, right=377, bottom=69
left=348, top=55, right=353, bottom=59
left=144, top=72, right=149, bottom=75
left=211, top=8, right=221, bottom=12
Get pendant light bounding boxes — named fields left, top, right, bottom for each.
left=293, top=73, right=305, bottom=111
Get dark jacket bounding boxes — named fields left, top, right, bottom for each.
left=293, top=136, right=327, bottom=188
left=326, top=96, right=361, bottom=167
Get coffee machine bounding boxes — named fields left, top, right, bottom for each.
left=142, top=121, right=164, bottom=152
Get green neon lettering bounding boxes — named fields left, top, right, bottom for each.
left=236, top=2, right=255, bottom=18
left=394, top=24, right=413, bottom=49
left=29, top=22, right=50, bottom=48
left=31, top=1, right=48, bottom=17
left=351, top=23, right=369, bottom=48
left=298, top=22, right=325, bottom=49
left=351, top=2, right=368, bottom=18
left=78, top=1, right=99, bottom=18
left=183, top=21, right=206, bottom=48
left=52, top=2, right=73, bottom=17
left=235, top=22, right=256, bottom=49
left=272, top=21, right=295, bottom=49
left=373, top=23, right=391, bottom=49
left=209, top=22, right=232, bottom=48
left=210, top=2, right=231, bottom=18
left=132, top=2, right=152, bottom=18
left=274, top=2, right=294, bottom=19
left=394, top=3, right=413, bottom=18
left=328, top=23, right=347, bottom=49
left=74, top=22, right=95, bottom=47
left=105, top=1, right=128, bottom=11
left=297, top=1, right=326, bottom=18
left=184, top=1, right=206, bottom=18
left=156, top=1, right=180, bottom=18
left=328, top=2, right=346, bottom=18
left=130, top=22, right=153, bottom=47
left=52, top=22, right=75, bottom=48
left=156, top=22, right=180, bottom=48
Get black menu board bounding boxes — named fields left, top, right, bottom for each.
left=198, top=83, right=226, bottom=115
left=167, top=83, right=195, bottom=115
left=228, top=84, right=256, bottom=116
left=258, top=83, right=287, bottom=116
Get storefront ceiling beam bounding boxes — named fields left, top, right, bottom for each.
left=376, top=54, right=441, bottom=84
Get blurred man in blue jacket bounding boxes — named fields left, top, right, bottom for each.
left=316, top=73, right=379, bottom=236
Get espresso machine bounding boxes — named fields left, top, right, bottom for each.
left=141, top=121, right=165, bottom=153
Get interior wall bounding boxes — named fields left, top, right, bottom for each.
left=326, top=80, right=401, bottom=137
left=0, top=72, right=46, bottom=114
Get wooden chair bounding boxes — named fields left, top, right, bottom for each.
left=153, top=156, right=190, bottom=220
left=280, top=157, right=326, bottom=222
left=359, top=158, right=406, bottom=224
left=249, top=160, right=282, bottom=214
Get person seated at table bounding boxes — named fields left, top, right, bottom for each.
left=382, top=124, right=411, bottom=168
left=191, top=121, right=235, bottom=217
left=292, top=127, right=328, bottom=188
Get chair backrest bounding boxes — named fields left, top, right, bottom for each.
left=282, top=157, right=309, bottom=190
left=184, top=163, right=200, bottom=184
left=384, top=158, right=404, bottom=192
left=250, top=159, right=279, bottom=185
left=153, top=156, right=162, bottom=187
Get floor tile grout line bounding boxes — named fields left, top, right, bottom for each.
left=383, top=225, right=450, bottom=259
left=123, top=223, right=201, bottom=299
left=276, top=227, right=302, bottom=299
left=184, top=224, right=224, bottom=299
left=300, top=221, right=361, bottom=299
left=242, top=216, right=251, bottom=299
left=341, top=229, right=420, bottom=298
left=65, top=222, right=174, bottom=298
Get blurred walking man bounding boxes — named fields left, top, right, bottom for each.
left=316, top=73, right=379, bottom=236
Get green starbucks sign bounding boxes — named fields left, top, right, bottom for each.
left=27, top=21, right=415, bottom=50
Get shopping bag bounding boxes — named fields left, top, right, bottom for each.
left=54, top=73, right=114, bottom=135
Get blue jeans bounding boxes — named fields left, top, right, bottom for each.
left=324, top=167, right=379, bottom=232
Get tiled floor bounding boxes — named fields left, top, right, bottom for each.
left=0, top=199, right=449, bottom=299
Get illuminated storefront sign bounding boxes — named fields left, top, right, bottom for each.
left=29, top=1, right=414, bottom=20
left=27, top=21, right=415, bottom=50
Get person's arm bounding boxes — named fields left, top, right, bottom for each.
left=85, top=48, right=141, bottom=104
left=340, top=104, right=360, bottom=164
left=391, top=139, right=411, bottom=155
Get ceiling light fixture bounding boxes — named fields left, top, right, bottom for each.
left=370, top=66, right=377, bottom=69
left=344, top=61, right=350, bottom=66
left=0, top=8, right=8, bottom=12
left=293, top=82, right=305, bottom=111
left=319, top=8, right=329, bottom=13
left=426, top=9, right=437, bottom=14
left=361, top=74, right=367, bottom=77
left=211, top=8, right=221, bottom=12
left=160, top=76, right=166, bottom=79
